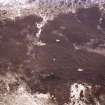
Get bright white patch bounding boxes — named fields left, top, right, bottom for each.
left=0, top=73, right=17, bottom=89
left=36, top=16, right=48, bottom=38
left=33, top=15, right=53, bottom=46
left=73, top=43, right=81, bottom=50
left=77, top=68, right=84, bottom=72
left=0, top=84, right=57, bottom=105
left=71, top=83, right=86, bottom=99
left=27, top=14, right=53, bottom=56
left=68, top=83, right=101, bottom=105
left=17, top=8, right=21, bottom=17
left=99, top=17, right=103, bottom=22
left=53, top=58, right=56, bottom=62
left=0, top=0, right=105, bottom=20
left=0, top=74, right=57, bottom=105
left=56, top=39, right=60, bottom=42
left=70, top=83, right=89, bottom=105
left=0, top=0, right=28, bottom=6
left=0, top=74, right=103, bottom=105
left=36, top=41, right=46, bottom=46
left=71, top=9, right=76, bottom=14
